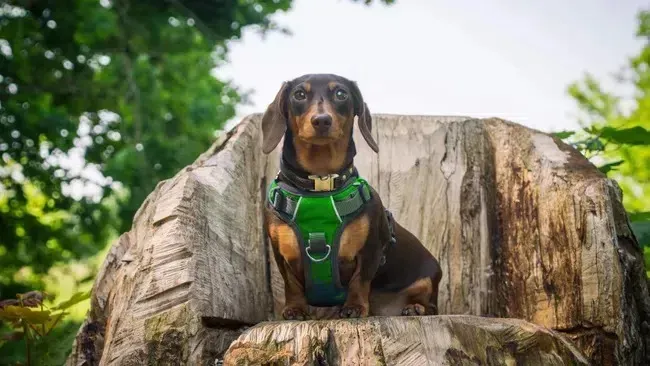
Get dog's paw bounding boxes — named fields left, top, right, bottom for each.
left=401, top=304, right=426, bottom=316
left=339, top=304, right=367, bottom=318
left=282, top=307, right=308, bottom=320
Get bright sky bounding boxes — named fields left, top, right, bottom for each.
left=10, top=0, right=644, bottom=201
left=218, top=0, right=646, bottom=133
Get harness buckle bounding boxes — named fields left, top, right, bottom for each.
left=270, top=186, right=283, bottom=210
left=308, top=174, right=339, bottom=192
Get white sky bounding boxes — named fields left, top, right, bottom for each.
left=8, top=0, right=644, bottom=201
left=218, top=0, right=647, bottom=133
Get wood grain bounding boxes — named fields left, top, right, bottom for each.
left=66, top=114, right=650, bottom=366
left=223, top=315, right=589, bottom=366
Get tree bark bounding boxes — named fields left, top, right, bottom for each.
left=67, top=115, right=650, bottom=366
left=223, top=315, right=589, bottom=366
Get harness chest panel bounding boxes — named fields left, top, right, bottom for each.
left=267, top=177, right=372, bottom=307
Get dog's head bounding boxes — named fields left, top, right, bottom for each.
left=261, top=74, right=379, bottom=154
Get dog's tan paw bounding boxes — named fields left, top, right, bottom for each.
left=401, top=304, right=426, bottom=316
left=339, top=304, right=367, bottom=318
left=282, top=307, right=308, bottom=320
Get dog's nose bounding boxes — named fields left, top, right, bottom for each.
left=311, top=114, right=332, bottom=132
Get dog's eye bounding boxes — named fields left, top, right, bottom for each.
left=334, top=89, right=348, bottom=101
left=293, top=90, right=307, bottom=101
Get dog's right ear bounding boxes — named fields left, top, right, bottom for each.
left=261, top=81, right=290, bottom=154
left=350, top=81, right=379, bottom=153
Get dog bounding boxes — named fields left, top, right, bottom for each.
left=261, top=73, right=442, bottom=320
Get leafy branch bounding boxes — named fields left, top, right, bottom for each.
left=0, top=290, right=91, bottom=366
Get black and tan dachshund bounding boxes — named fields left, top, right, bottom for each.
left=261, top=73, right=442, bottom=320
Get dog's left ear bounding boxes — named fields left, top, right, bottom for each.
left=261, top=81, right=290, bottom=154
left=350, top=81, right=379, bottom=153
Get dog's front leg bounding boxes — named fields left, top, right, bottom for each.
left=337, top=214, right=374, bottom=318
left=267, top=214, right=309, bottom=320
left=339, top=257, right=372, bottom=318
left=278, top=257, right=310, bottom=320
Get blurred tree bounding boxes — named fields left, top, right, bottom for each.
left=0, top=0, right=394, bottom=363
left=0, top=0, right=394, bottom=297
left=0, top=0, right=296, bottom=298
left=556, top=8, right=650, bottom=270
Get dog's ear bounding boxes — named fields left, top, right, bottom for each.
left=261, top=81, right=290, bottom=154
left=350, top=81, right=379, bottom=153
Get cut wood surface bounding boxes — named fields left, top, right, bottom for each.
left=223, top=315, right=590, bottom=366
left=66, top=114, right=650, bottom=366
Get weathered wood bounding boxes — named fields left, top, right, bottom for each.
left=223, top=315, right=589, bottom=365
left=67, top=114, right=650, bottom=366
left=66, top=118, right=271, bottom=365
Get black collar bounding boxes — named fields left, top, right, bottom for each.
left=277, top=159, right=359, bottom=192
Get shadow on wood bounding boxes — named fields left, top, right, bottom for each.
left=66, top=114, right=650, bottom=366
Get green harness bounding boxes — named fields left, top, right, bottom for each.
left=267, top=175, right=372, bottom=307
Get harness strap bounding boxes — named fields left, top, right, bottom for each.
left=334, top=183, right=371, bottom=217
left=270, top=183, right=370, bottom=221
left=267, top=176, right=374, bottom=307
left=385, top=209, right=397, bottom=247
left=380, top=209, right=398, bottom=266
left=271, top=189, right=300, bottom=218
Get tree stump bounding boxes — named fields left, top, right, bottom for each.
left=66, top=114, right=650, bottom=366
left=223, top=315, right=589, bottom=365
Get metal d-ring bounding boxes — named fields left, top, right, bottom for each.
left=306, top=244, right=331, bottom=262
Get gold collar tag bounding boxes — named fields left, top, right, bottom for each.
left=308, top=174, right=339, bottom=192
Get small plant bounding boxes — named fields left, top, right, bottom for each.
left=0, top=290, right=90, bottom=366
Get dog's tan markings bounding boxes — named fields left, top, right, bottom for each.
left=328, top=81, right=338, bottom=90
left=337, top=214, right=371, bottom=318
left=293, top=138, right=350, bottom=175
left=266, top=212, right=308, bottom=319
left=303, top=103, right=319, bottom=126
left=401, top=277, right=434, bottom=315
left=403, top=277, right=433, bottom=300
left=340, top=253, right=371, bottom=318
left=294, top=103, right=319, bottom=139
left=338, top=214, right=370, bottom=261
left=303, top=81, right=311, bottom=93
left=269, top=222, right=301, bottom=262
left=282, top=268, right=308, bottom=317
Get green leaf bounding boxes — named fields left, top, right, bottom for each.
left=599, top=126, right=650, bottom=145
left=585, top=137, right=605, bottom=152
left=32, top=311, right=67, bottom=337
left=552, top=130, right=575, bottom=139
left=51, top=291, right=91, bottom=311
left=631, top=220, right=650, bottom=248
left=629, top=211, right=650, bottom=222
left=597, top=160, right=625, bottom=174
left=0, top=306, right=52, bottom=325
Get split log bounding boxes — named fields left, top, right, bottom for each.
left=223, top=315, right=589, bottom=365
left=66, top=114, right=650, bottom=366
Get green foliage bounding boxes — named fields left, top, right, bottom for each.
left=0, top=320, right=81, bottom=366
left=558, top=8, right=650, bottom=274
left=551, top=130, right=576, bottom=139
left=597, top=126, right=650, bottom=145
left=0, top=0, right=395, bottom=362
left=0, top=0, right=295, bottom=298
left=0, top=0, right=393, bottom=301
left=0, top=290, right=89, bottom=365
